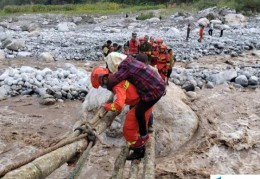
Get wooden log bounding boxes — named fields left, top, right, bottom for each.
left=69, top=141, right=93, bottom=179
left=94, top=111, right=120, bottom=135
left=0, top=133, right=88, bottom=178
left=86, top=94, right=114, bottom=127
left=2, top=139, right=88, bottom=179
left=129, top=160, right=140, bottom=179
left=110, top=146, right=129, bottom=179
left=143, top=134, right=155, bottom=179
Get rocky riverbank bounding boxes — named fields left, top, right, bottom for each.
left=0, top=7, right=260, bottom=61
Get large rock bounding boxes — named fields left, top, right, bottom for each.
left=6, top=40, right=25, bottom=51
left=57, top=22, right=76, bottom=32
left=93, top=26, right=102, bottom=32
left=72, top=17, right=83, bottom=24
left=81, top=83, right=198, bottom=156
left=235, top=75, right=248, bottom=87
left=1, top=37, right=12, bottom=49
left=197, top=7, right=218, bottom=19
left=0, top=50, right=5, bottom=60
left=256, top=42, right=260, bottom=50
left=219, top=7, right=236, bottom=16
left=165, top=27, right=181, bottom=38
left=224, top=14, right=247, bottom=26
left=0, top=86, right=8, bottom=100
left=24, top=23, right=40, bottom=32
left=207, top=70, right=237, bottom=85
left=38, top=52, right=54, bottom=63
left=154, top=83, right=198, bottom=156
left=81, top=15, right=96, bottom=24
left=146, top=17, right=160, bottom=23
left=17, top=52, right=32, bottom=58
left=248, top=76, right=258, bottom=85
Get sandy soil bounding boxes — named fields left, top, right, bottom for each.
left=0, top=96, right=81, bottom=172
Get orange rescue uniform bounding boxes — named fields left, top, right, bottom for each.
left=157, top=53, right=170, bottom=81
left=104, top=80, right=152, bottom=142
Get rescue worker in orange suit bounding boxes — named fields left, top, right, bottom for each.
left=166, top=49, right=176, bottom=85
left=151, top=38, right=164, bottom=67
left=150, top=43, right=159, bottom=67
left=157, top=45, right=170, bottom=81
left=125, top=32, right=139, bottom=57
left=91, top=67, right=153, bottom=160
left=139, top=35, right=152, bottom=63
left=198, top=25, right=204, bottom=42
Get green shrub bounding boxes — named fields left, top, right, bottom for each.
left=136, top=12, right=155, bottom=20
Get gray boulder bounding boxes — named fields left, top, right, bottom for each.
left=57, top=22, right=76, bottom=32
left=28, top=23, right=40, bottom=32
left=1, top=37, right=12, bottom=49
left=72, top=17, right=83, bottom=24
left=206, top=81, right=214, bottom=89
left=0, top=50, right=5, bottom=60
left=17, top=52, right=32, bottom=58
left=93, top=26, right=102, bottom=32
left=6, top=40, right=25, bottom=51
left=248, top=76, right=258, bottom=85
left=146, top=17, right=160, bottom=23
left=38, top=52, right=54, bottom=63
left=256, top=42, right=260, bottom=50
left=230, top=51, right=238, bottom=57
left=182, top=82, right=195, bottom=91
left=207, top=70, right=237, bottom=84
left=0, top=86, right=8, bottom=100
left=235, top=75, right=248, bottom=87
left=154, top=83, right=198, bottom=156
left=39, top=97, right=56, bottom=105
left=225, top=14, right=247, bottom=26
left=81, top=15, right=96, bottom=24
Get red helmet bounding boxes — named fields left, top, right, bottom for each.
left=152, top=43, right=157, bottom=50
left=156, top=38, right=163, bottom=44
left=91, top=67, right=109, bottom=88
left=139, top=37, right=145, bottom=42
left=160, top=45, right=167, bottom=51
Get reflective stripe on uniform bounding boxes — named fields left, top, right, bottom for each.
left=123, top=80, right=130, bottom=90
left=111, top=103, right=117, bottom=111
left=127, top=141, right=136, bottom=146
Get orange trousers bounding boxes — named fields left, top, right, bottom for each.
left=123, top=107, right=153, bottom=142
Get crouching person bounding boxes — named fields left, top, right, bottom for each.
left=90, top=67, right=153, bottom=160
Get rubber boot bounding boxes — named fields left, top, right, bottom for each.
left=126, top=147, right=145, bottom=160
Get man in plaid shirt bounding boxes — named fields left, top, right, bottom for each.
left=107, top=53, right=166, bottom=148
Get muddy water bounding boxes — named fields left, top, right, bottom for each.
left=156, top=85, right=260, bottom=178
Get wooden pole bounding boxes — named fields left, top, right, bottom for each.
left=69, top=141, right=94, bottom=179
left=2, top=139, right=88, bottom=179
left=143, top=133, right=155, bottom=179
left=110, top=146, right=129, bottom=179
left=129, top=160, right=140, bottom=179
left=0, top=133, right=88, bottom=178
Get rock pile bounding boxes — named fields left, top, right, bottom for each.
left=0, top=7, right=259, bottom=61
left=171, top=65, right=260, bottom=90
left=0, top=64, right=89, bottom=103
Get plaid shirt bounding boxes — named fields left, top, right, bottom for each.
left=113, top=56, right=166, bottom=102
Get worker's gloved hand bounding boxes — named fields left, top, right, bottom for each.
left=106, top=74, right=119, bottom=91
left=99, top=104, right=108, bottom=118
